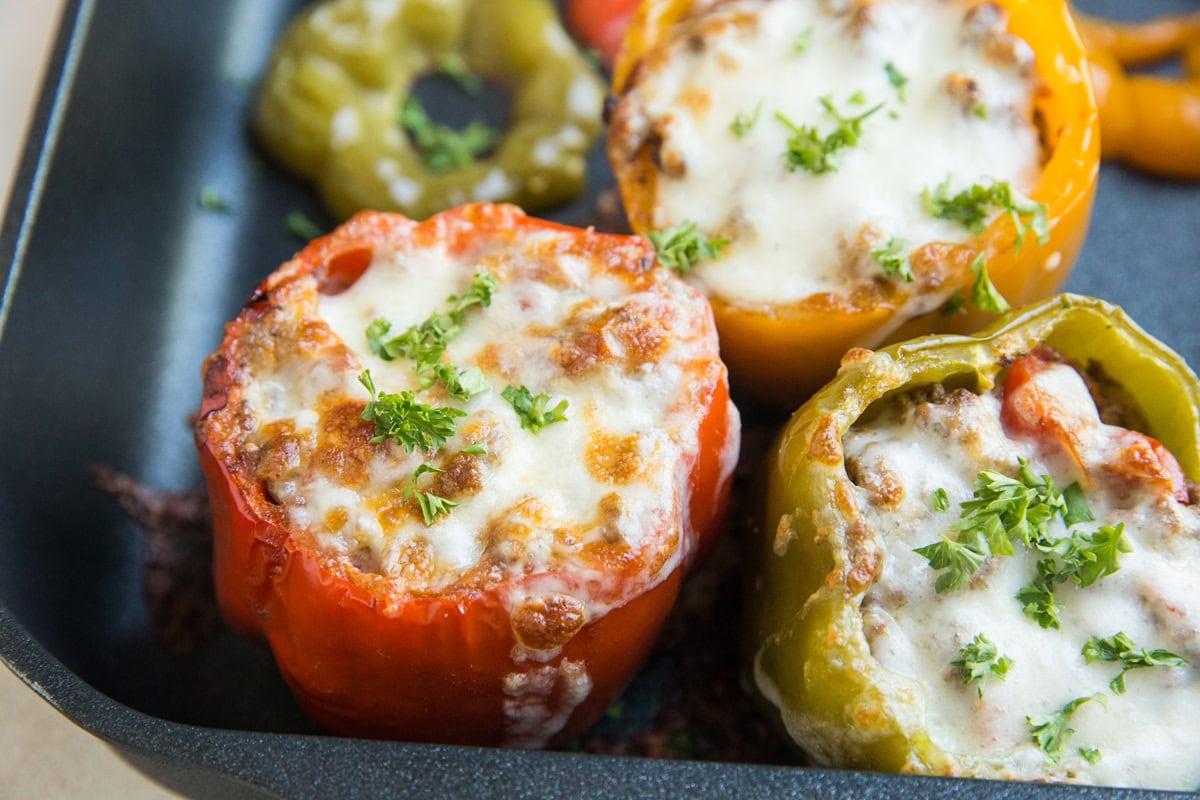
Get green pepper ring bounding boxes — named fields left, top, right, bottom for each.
left=748, top=293, right=1200, bottom=776
left=253, top=0, right=606, bottom=221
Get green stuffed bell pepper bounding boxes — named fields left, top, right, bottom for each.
left=748, top=294, right=1200, bottom=789
left=254, top=0, right=605, bottom=220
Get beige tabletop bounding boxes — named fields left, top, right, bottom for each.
left=0, top=3, right=178, bottom=797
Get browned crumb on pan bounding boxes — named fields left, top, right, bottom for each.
left=564, top=530, right=796, bottom=763
left=91, top=465, right=218, bottom=654
left=563, top=416, right=799, bottom=764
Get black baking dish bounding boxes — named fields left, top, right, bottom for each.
left=1, top=0, right=1198, bottom=797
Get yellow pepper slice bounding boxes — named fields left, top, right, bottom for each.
left=1072, top=8, right=1200, bottom=180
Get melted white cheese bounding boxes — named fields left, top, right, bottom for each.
left=618, top=0, right=1040, bottom=315
left=843, top=381, right=1200, bottom=788
left=238, top=225, right=734, bottom=627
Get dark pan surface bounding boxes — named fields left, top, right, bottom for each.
left=0, top=0, right=1197, bottom=797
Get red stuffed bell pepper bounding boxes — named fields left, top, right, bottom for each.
left=195, top=203, right=739, bottom=746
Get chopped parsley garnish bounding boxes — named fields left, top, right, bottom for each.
left=1082, top=632, right=1189, bottom=694
left=1079, top=747, right=1102, bottom=765
left=793, top=27, right=814, bottom=54
left=435, top=52, right=484, bottom=96
left=1052, top=524, right=1131, bottom=588
left=922, top=176, right=1049, bottom=252
left=460, top=444, right=488, bottom=455
left=730, top=101, right=763, bottom=139
left=648, top=221, right=730, bottom=274
left=969, top=253, right=1010, bottom=314
left=884, top=62, right=908, bottom=103
left=951, top=634, right=1013, bottom=697
left=940, top=291, right=967, bottom=317
left=359, top=369, right=466, bottom=454
left=1016, top=558, right=1065, bottom=629
left=405, top=362, right=487, bottom=402
left=502, top=385, right=568, bottom=433
left=955, top=463, right=1065, bottom=551
left=1027, top=695, right=1105, bottom=764
left=668, top=732, right=695, bottom=758
left=913, top=534, right=987, bottom=593
left=776, top=95, right=883, bottom=175
left=198, top=187, right=231, bottom=212
left=403, top=463, right=458, bottom=525
left=367, top=273, right=498, bottom=400
left=286, top=210, right=324, bottom=241
left=400, top=95, right=497, bottom=174
left=447, top=272, right=500, bottom=315
left=914, top=462, right=1126, bottom=600
left=872, top=237, right=913, bottom=282
left=1014, top=524, right=1132, bottom=629
left=1061, top=482, right=1094, bottom=526
left=932, top=487, right=950, bottom=512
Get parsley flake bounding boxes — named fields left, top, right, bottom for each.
left=400, top=95, right=497, bottom=174
left=917, top=462, right=1073, bottom=594
left=922, top=176, right=1049, bottom=251
left=1051, top=524, right=1131, bottom=588
left=1027, top=695, right=1105, bottom=764
left=435, top=52, right=484, bottom=96
left=884, top=62, right=908, bottom=103
left=648, top=221, right=730, bottom=274
left=1082, top=632, right=1189, bottom=694
left=932, top=487, right=950, bottom=512
left=502, top=385, right=568, bottom=433
left=199, top=187, right=231, bottom=213
left=913, top=534, right=987, bottom=593
left=872, top=237, right=913, bottom=282
left=970, top=253, right=1010, bottom=314
left=367, top=273, right=498, bottom=400
left=1016, top=558, right=1065, bottom=629
left=776, top=95, right=883, bottom=175
left=730, top=101, right=763, bottom=139
left=1061, top=482, right=1094, bottom=526
left=952, top=634, right=1014, bottom=697
left=403, top=463, right=458, bottom=525
left=359, top=370, right=466, bottom=454
left=286, top=210, right=324, bottom=241
left=1079, top=747, right=1102, bottom=765
left=940, top=291, right=967, bottom=317
left=793, top=27, right=814, bottom=54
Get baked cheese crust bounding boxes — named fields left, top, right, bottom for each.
left=609, top=0, right=1042, bottom=331
left=199, top=206, right=739, bottom=631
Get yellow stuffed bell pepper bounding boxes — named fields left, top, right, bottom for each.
left=748, top=294, right=1200, bottom=788
left=609, top=0, right=1099, bottom=409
